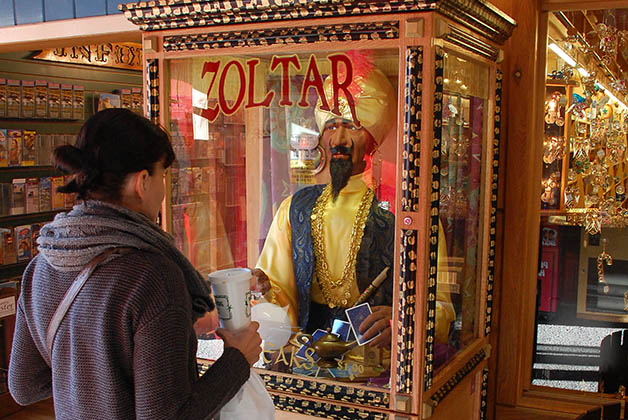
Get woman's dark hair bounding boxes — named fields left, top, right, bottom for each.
left=53, top=108, right=175, bottom=201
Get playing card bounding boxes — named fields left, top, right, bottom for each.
left=345, top=302, right=380, bottom=346
left=295, top=328, right=326, bottom=361
left=331, top=319, right=352, bottom=341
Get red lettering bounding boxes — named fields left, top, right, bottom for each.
left=329, top=54, right=360, bottom=127
left=200, top=60, right=221, bottom=121
left=245, top=58, right=274, bottom=109
left=219, top=60, right=246, bottom=115
left=270, top=55, right=300, bottom=106
left=297, top=54, right=329, bottom=110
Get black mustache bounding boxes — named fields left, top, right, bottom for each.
left=330, top=146, right=352, bottom=155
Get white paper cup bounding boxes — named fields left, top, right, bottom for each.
left=208, top=268, right=252, bottom=331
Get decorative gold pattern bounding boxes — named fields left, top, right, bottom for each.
left=311, top=185, right=374, bottom=308
left=425, top=46, right=445, bottom=391
left=261, top=373, right=389, bottom=408
left=480, top=367, right=489, bottom=420
left=146, top=59, right=159, bottom=123
left=429, top=347, right=487, bottom=407
left=271, top=394, right=390, bottom=419
left=396, top=46, right=423, bottom=394
left=119, top=0, right=515, bottom=45
left=163, top=22, right=399, bottom=51
left=484, top=70, right=502, bottom=335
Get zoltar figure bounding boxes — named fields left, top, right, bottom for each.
left=254, top=51, right=455, bottom=378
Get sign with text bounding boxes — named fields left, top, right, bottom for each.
left=198, top=54, right=360, bottom=126
left=33, top=43, right=142, bottom=71
left=0, top=295, right=15, bottom=319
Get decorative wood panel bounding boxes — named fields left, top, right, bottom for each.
left=261, top=373, right=389, bottom=409
left=485, top=70, right=502, bottom=335
left=272, top=394, right=390, bottom=420
left=146, top=59, right=159, bottom=123
left=424, top=46, right=445, bottom=391
left=163, top=22, right=399, bottom=51
left=119, top=0, right=515, bottom=45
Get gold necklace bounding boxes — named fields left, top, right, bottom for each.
left=310, top=184, right=374, bottom=308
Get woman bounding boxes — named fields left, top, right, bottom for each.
left=8, top=108, right=261, bottom=419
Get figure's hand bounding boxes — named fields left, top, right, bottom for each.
left=251, top=268, right=271, bottom=295
left=216, top=321, right=262, bottom=366
left=358, top=305, right=392, bottom=348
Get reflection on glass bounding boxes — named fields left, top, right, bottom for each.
left=534, top=6, right=628, bottom=395
left=434, top=52, right=489, bottom=370
left=168, top=50, right=399, bottom=387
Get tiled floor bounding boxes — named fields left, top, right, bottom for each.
left=1, top=399, right=319, bottom=419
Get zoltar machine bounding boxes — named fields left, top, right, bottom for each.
left=121, top=1, right=515, bottom=419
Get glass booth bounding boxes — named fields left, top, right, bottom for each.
left=121, top=1, right=515, bottom=418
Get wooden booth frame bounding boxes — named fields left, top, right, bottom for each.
left=122, top=1, right=515, bottom=418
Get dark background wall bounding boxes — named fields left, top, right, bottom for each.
left=0, top=0, right=137, bottom=27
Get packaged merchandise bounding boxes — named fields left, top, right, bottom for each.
left=131, top=87, right=143, bottom=114
left=31, top=223, right=42, bottom=256
left=21, top=130, right=36, bottom=166
left=36, top=134, right=52, bottom=165
left=15, top=225, right=32, bottom=262
left=25, top=178, right=39, bottom=213
left=7, top=129, right=22, bottom=166
left=61, top=84, right=73, bottom=119
left=52, top=176, right=64, bottom=209
left=21, top=80, right=35, bottom=119
left=120, top=88, right=132, bottom=110
left=0, top=78, right=6, bottom=118
left=0, top=228, right=17, bottom=264
left=34, top=80, right=48, bottom=118
left=0, top=129, right=8, bottom=167
left=48, top=82, right=61, bottom=119
left=38, top=177, right=52, bottom=212
left=73, top=85, right=84, bottom=120
left=63, top=175, right=75, bottom=208
left=6, top=80, right=21, bottom=118
left=11, top=178, right=25, bottom=215
left=97, top=92, right=121, bottom=110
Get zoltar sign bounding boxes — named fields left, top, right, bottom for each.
left=199, top=53, right=361, bottom=126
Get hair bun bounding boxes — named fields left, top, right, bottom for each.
left=53, top=145, right=83, bottom=174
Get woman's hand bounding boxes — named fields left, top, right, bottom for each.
left=216, top=321, right=262, bottom=366
left=358, top=305, right=392, bottom=348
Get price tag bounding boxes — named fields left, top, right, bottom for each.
left=0, top=296, right=16, bottom=319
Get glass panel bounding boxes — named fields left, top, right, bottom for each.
left=168, top=49, right=398, bottom=387
left=533, top=8, right=628, bottom=394
left=434, top=51, right=489, bottom=370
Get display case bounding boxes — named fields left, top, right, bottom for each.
left=121, top=1, right=515, bottom=418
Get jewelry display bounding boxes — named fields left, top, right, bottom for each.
left=596, top=238, right=613, bottom=295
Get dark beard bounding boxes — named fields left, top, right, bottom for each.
left=330, top=149, right=353, bottom=201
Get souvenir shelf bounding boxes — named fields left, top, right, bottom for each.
left=121, top=0, right=515, bottom=418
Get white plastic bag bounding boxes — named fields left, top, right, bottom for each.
left=216, top=371, right=275, bottom=420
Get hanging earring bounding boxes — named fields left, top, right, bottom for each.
left=597, top=238, right=613, bottom=295
left=370, top=146, right=382, bottom=193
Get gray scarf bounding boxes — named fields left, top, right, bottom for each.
left=37, top=200, right=214, bottom=319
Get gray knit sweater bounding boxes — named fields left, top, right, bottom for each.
left=8, top=249, right=250, bottom=420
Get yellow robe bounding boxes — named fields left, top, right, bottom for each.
left=256, top=174, right=367, bottom=327
left=256, top=174, right=455, bottom=344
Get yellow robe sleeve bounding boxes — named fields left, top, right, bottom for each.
left=435, top=220, right=456, bottom=344
left=255, top=196, right=299, bottom=327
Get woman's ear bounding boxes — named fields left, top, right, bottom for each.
left=133, top=169, right=150, bottom=199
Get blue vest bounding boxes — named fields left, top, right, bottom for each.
left=289, top=185, right=395, bottom=329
